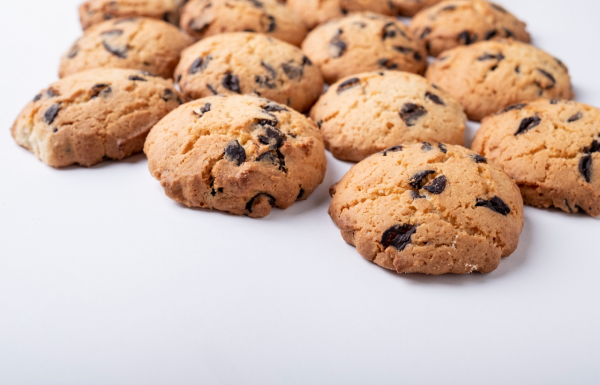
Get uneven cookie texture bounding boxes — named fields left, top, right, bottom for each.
left=181, top=0, right=307, bottom=47
left=426, top=40, right=574, bottom=122
left=175, top=32, right=323, bottom=112
left=287, top=0, right=396, bottom=30
left=144, top=94, right=327, bottom=218
left=329, top=143, right=524, bottom=274
left=311, top=71, right=466, bottom=162
left=302, top=13, right=427, bottom=84
left=410, top=0, right=530, bottom=57
left=60, top=17, right=193, bottom=79
left=11, top=68, right=182, bottom=168
left=79, top=0, right=188, bottom=29
left=472, top=99, right=600, bottom=216
left=391, top=0, right=443, bottom=16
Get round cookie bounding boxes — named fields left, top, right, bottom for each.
left=311, top=71, right=466, bottom=162
left=391, top=0, right=443, bottom=16
left=410, top=0, right=530, bottom=57
left=425, top=40, right=574, bottom=122
left=472, top=99, right=600, bottom=217
left=144, top=94, right=327, bottom=218
left=174, top=32, right=323, bottom=112
left=328, top=143, right=524, bottom=275
left=79, top=0, right=188, bottom=29
left=302, top=13, right=427, bottom=84
left=11, top=68, right=182, bottom=168
left=60, top=17, right=193, bottom=79
left=287, top=0, right=396, bottom=30
left=180, top=0, right=307, bottom=47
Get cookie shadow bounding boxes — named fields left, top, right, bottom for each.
left=57, top=152, right=147, bottom=171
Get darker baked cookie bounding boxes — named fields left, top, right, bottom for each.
left=79, top=0, right=188, bottom=29
left=287, top=0, right=396, bottom=30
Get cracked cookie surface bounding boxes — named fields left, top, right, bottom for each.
left=472, top=99, right=600, bottom=216
left=311, top=71, right=466, bottom=162
left=328, top=142, right=524, bottom=274
left=60, top=17, right=193, bottom=79
left=175, top=32, right=323, bottom=112
left=287, top=0, right=396, bottom=30
left=302, top=13, right=427, bottom=84
left=144, top=94, right=327, bottom=218
left=426, top=40, right=574, bottom=122
left=11, top=68, right=182, bottom=167
left=79, top=0, right=188, bottom=30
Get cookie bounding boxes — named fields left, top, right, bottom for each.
left=79, top=0, right=188, bottom=30
left=302, top=13, right=427, bottom=84
left=311, top=71, right=466, bottom=162
left=174, top=32, right=323, bottom=112
left=11, top=68, right=182, bottom=168
left=410, top=0, right=530, bottom=57
left=60, top=17, right=193, bottom=79
left=287, top=0, right=396, bottom=30
left=144, top=94, right=327, bottom=218
left=328, top=142, right=524, bottom=275
left=391, top=0, right=443, bottom=16
left=472, top=99, right=600, bottom=217
left=180, top=0, right=307, bottom=47
left=425, top=40, right=574, bottom=122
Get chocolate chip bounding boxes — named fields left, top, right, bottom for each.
left=484, top=30, right=498, bottom=40
left=420, top=27, right=431, bottom=40
left=381, top=224, right=418, bottom=251
left=411, top=191, right=425, bottom=199
left=567, top=112, right=583, bottom=123
left=400, top=103, right=427, bottom=126
left=491, top=4, right=507, bottom=13
left=67, top=45, right=79, bottom=59
left=302, top=56, right=312, bottom=66
left=189, top=55, right=211, bottom=75
left=258, top=126, right=284, bottom=149
left=163, top=11, right=172, bottom=22
left=441, top=5, right=456, bottom=11
left=584, top=140, right=600, bottom=154
left=281, top=61, right=303, bottom=80
left=472, top=154, right=487, bottom=163
left=503, top=27, right=515, bottom=38
left=337, top=77, right=361, bottom=94
left=377, top=58, right=398, bottom=70
left=537, top=69, right=556, bottom=89
left=128, top=75, right=146, bottom=82
left=422, top=142, right=433, bottom=151
left=189, top=18, right=211, bottom=33
left=248, top=0, right=264, bottom=7
left=438, top=143, right=447, bottom=153
left=317, top=120, right=323, bottom=130
left=33, top=93, right=42, bottom=102
left=176, top=74, right=182, bottom=83
left=579, top=155, right=593, bottom=183
left=383, top=146, right=403, bottom=156
left=297, top=188, right=305, bottom=200
left=424, top=175, right=447, bottom=194
left=382, top=22, right=407, bottom=40
left=550, top=99, right=559, bottom=104
left=458, top=31, right=478, bottom=45
left=409, top=170, right=435, bottom=189
left=256, top=62, right=278, bottom=89
left=476, top=196, right=511, bottom=215
left=499, top=103, right=527, bottom=114
left=329, top=39, right=347, bottom=58
left=478, top=53, right=505, bottom=61
left=162, top=88, right=174, bottom=102
left=246, top=193, right=275, bottom=213
left=263, top=103, right=288, bottom=113
left=52, top=127, right=58, bottom=133
left=393, top=46, right=414, bottom=54
left=224, top=140, right=246, bottom=166
left=193, top=103, right=211, bottom=117
left=43, top=103, right=61, bottom=125
left=222, top=73, right=240, bottom=93
left=515, top=116, right=541, bottom=135
left=262, top=14, right=276, bottom=32
left=91, top=84, right=111, bottom=98
left=207, top=84, right=218, bottom=95
left=425, top=91, right=445, bottom=106
left=256, top=151, right=285, bottom=171
left=102, top=41, right=128, bottom=58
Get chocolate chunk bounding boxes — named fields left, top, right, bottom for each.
left=176, top=74, right=182, bottom=83
left=499, top=103, right=527, bottom=114
left=52, top=127, right=58, bottom=133
left=222, top=73, right=240, bottom=93
left=337, top=77, right=361, bottom=94
left=102, top=41, right=128, bottom=58
left=263, top=103, right=288, bottom=113
left=579, top=155, right=593, bottom=183
left=584, top=140, right=600, bottom=154
left=420, top=27, right=431, bottom=40
left=438, top=143, right=447, bottom=153
left=484, top=30, right=498, bottom=40
left=246, top=193, right=276, bottom=213
left=258, top=126, right=284, bottom=149
left=441, top=5, right=456, bottom=11
left=248, top=0, right=264, bottom=7
left=302, top=56, right=312, bottom=66
left=393, top=46, right=414, bottom=54
left=567, top=112, right=583, bottom=123
left=537, top=69, right=556, bottom=89
left=515, top=116, right=541, bottom=135
left=413, top=52, right=423, bottom=61
left=67, top=45, right=79, bottom=59
left=472, top=154, right=487, bottom=163
left=43, top=103, right=61, bottom=125
left=33, top=93, right=42, bottom=102
left=400, top=103, right=427, bottom=126
left=189, top=55, right=211, bottom=75
left=193, top=103, right=211, bottom=117
left=503, top=28, right=515, bottom=38
left=91, top=84, right=111, bottom=98
left=256, top=62, right=277, bottom=88
left=550, top=99, right=559, bottom=104
left=458, top=31, right=478, bottom=45
left=383, top=145, right=403, bottom=156
left=425, top=91, right=445, bottom=106
left=162, top=88, right=174, bottom=102
left=377, top=58, right=398, bottom=70
left=409, top=170, right=435, bottom=189
left=317, top=120, right=323, bottom=130
left=281, top=61, right=303, bottom=80
left=128, top=75, right=147, bottom=82
left=224, top=140, right=246, bottom=166
left=476, top=196, right=511, bottom=215
left=329, top=39, right=347, bottom=58
left=478, top=53, right=505, bottom=61
left=491, top=4, right=507, bottom=13
left=411, top=191, right=425, bottom=199
left=381, top=224, right=418, bottom=251
left=256, top=151, right=285, bottom=171
left=422, top=142, right=433, bottom=151
left=382, top=22, right=407, bottom=40
left=424, top=175, right=447, bottom=194
left=261, top=14, right=276, bottom=32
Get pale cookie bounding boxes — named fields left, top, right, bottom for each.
left=144, top=94, right=327, bottom=218
left=287, top=0, right=396, bottom=30
left=328, top=142, right=524, bottom=274
left=79, top=0, right=188, bottom=29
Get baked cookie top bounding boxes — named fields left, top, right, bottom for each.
left=410, top=0, right=530, bottom=57
left=144, top=94, right=327, bottom=218
left=11, top=68, right=182, bottom=168
left=472, top=99, right=600, bottom=216
left=79, top=0, right=187, bottom=29
left=175, top=32, right=323, bottom=112
left=287, top=0, right=396, bottom=30
left=311, top=71, right=466, bottom=162
left=181, top=0, right=307, bottom=47
left=425, top=40, right=574, bottom=122
left=60, top=17, right=193, bottom=79
left=302, top=13, right=427, bottom=84
left=391, top=0, right=443, bottom=17
left=328, top=142, right=524, bottom=275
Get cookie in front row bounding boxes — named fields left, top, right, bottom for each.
left=11, top=68, right=182, bottom=168
left=311, top=71, right=466, bottom=162
left=328, top=143, right=524, bottom=275
left=144, top=94, right=327, bottom=218
left=472, top=99, right=600, bottom=217
left=79, top=0, right=188, bottom=29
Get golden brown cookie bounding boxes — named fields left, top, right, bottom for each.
left=79, top=0, right=188, bottom=29
left=287, top=0, right=396, bottom=30
left=391, top=0, right=443, bottom=16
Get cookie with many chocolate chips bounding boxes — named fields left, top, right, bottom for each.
left=175, top=32, right=323, bottom=112
left=287, top=0, right=396, bottom=30
left=391, top=0, right=443, bottom=16
left=144, top=94, right=327, bottom=218
left=410, top=0, right=530, bottom=57
left=60, top=17, right=193, bottom=79
left=180, top=0, right=307, bottom=46
left=472, top=99, right=600, bottom=216
left=11, top=68, right=182, bottom=168
left=79, top=0, right=189, bottom=29
left=302, top=13, right=426, bottom=84
left=311, top=71, right=466, bottom=162
left=328, top=142, right=524, bottom=275
left=426, top=40, right=574, bottom=121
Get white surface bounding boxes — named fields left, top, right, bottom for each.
left=1, top=1, right=600, bottom=384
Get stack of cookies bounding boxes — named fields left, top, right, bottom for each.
left=11, top=0, right=599, bottom=275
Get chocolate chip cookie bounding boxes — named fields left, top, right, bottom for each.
left=311, top=71, right=466, bottom=162
left=79, top=0, right=188, bottom=29
left=144, top=94, right=327, bottom=218
left=302, top=13, right=427, bottom=84
left=472, top=99, right=600, bottom=216
left=392, top=0, right=443, bottom=16
left=425, top=40, right=574, bottom=121
left=60, top=17, right=193, bottom=79
left=328, top=142, right=524, bottom=275
left=11, top=68, right=182, bottom=168
left=410, top=0, right=531, bottom=57
left=180, top=0, right=307, bottom=46
left=175, top=32, right=323, bottom=112
left=287, top=0, right=396, bottom=30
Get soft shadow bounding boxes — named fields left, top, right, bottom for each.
left=464, top=120, right=481, bottom=149
left=57, top=152, right=147, bottom=171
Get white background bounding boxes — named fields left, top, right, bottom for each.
left=1, top=1, right=599, bottom=384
